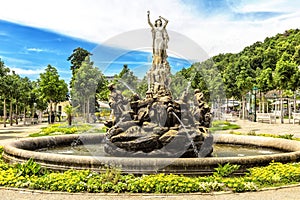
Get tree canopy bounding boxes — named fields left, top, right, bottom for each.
left=68, top=47, right=92, bottom=86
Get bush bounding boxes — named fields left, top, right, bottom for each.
left=213, top=163, right=240, bottom=177
left=1, top=156, right=300, bottom=194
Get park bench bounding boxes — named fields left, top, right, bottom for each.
left=292, top=112, right=300, bottom=124
left=222, top=113, right=235, bottom=122
left=24, top=118, right=38, bottom=125
left=256, top=113, right=276, bottom=124
left=272, top=111, right=281, bottom=123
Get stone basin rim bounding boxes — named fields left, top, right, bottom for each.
left=3, top=133, right=300, bottom=175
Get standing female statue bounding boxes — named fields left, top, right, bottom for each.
left=147, top=11, right=169, bottom=64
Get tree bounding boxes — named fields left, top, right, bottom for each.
left=18, top=77, right=34, bottom=124
left=96, top=75, right=109, bottom=102
left=114, top=64, right=139, bottom=98
left=136, top=76, right=148, bottom=98
left=4, top=71, right=21, bottom=126
left=274, top=52, right=298, bottom=123
left=71, top=56, right=102, bottom=123
left=0, top=59, right=10, bottom=127
left=68, top=47, right=92, bottom=86
left=53, top=79, right=68, bottom=120
left=38, top=65, right=68, bottom=123
left=63, top=105, right=78, bottom=126
left=256, top=67, right=274, bottom=112
left=234, top=56, right=256, bottom=119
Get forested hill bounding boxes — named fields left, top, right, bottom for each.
left=173, top=28, right=300, bottom=101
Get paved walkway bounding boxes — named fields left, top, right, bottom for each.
left=0, top=120, right=300, bottom=199
left=218, top=118, right=300, bottom=137
left=0, top=123, right=48, bottom=146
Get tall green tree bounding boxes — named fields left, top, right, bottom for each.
left=274, top=52, right=298, bottom=123
left=235, top=56, right=256, bottom=119
left=71, top=56, right=102, bottom=123
left=0, top=59, right=10, bottom=127
left=38, top=65, right=68, bottom=123
left=68, top=47, right=91, bottom=86
left=4, top=71, right=21, bottom=126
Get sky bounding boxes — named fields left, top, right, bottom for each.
left=0, top=0, right=300, bottom=83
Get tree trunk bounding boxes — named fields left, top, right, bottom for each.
left=294, top=92, right=297, bottom=113
left=49, top=101, right=53, bottom=124
left=83, top=98, right=86, bottom=122
left=68, top=114, right=72, bottom=126
left=23, top=107, right=26, bottom=125
left=288, top=98, right=291, bottom=124
left=259, top=91, right=262, bottom=113
left=280, top=91, right=284, bottom=124
left=54, top=102, right=57, bottom=123
left=262, top=93, right=265, bottom=113
left=9, top=100, right=13, bottom=126
left=15, top=102, right=18, bottom=125
left=242, top=95, right=246, bottom=120
left=3, top=98, right=6, bottom=128
left=87, top=98, right=90, bottom=123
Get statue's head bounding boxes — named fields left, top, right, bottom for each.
left=155, top=19, right=162, bottom=27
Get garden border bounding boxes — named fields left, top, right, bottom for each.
left=3, top=134, right=300, bottom=175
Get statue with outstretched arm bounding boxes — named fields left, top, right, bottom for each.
left=147, top=11, right=169, bottom=64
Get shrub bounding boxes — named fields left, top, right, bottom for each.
left=0, top=157, right=299, bottom=194
left=213, top=163, right=240, bottom=177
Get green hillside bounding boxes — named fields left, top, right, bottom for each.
left=173, top=28, right=300, bottom=102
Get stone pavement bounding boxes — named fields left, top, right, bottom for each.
left=0, top=121, right=300, bottom=199
left=217, top=118, right=300, bottom=137
left=0, top=123, right=48, bottom=146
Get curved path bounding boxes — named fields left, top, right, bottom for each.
left=0, top=120, right=300, bottom=199
left=0, top=123, right=48, bottom=146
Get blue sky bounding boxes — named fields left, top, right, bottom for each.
left=0, top=0, right=300, bottom=83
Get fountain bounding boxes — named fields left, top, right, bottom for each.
left=3, top=12, right=300, bottom=175
left=104, top=11, right=212, bottom=158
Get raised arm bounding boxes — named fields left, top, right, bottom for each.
left=159, top=16, right=168, bottom=28
left=147, top=11, right=154, bottom=28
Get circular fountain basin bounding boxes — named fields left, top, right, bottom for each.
left=3, top=134, right=300, bottom=175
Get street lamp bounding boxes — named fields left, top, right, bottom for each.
left=253, top=86, right=258, bottom=122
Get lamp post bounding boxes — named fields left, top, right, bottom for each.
left=253, top=86, right=258, bottom=122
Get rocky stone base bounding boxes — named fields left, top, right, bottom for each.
left=104, top=127, right=213, bottom=158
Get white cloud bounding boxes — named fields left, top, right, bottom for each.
left=231, top=0, right=298, bottom=13
left=0, top=55, right=32, bottom=65
left=0, top=0, right=300, bottom=57
left=9, top=67, right=44, bottom=75
left=27, top=48, right=45, bottom=52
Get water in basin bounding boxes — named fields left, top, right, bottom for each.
left=37, top=143, right=285, bottom=157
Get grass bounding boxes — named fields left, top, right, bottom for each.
left=210, top=120, right=241, bottom=132
left=226, top=131, right=300, bottom=141
left=29, top=123, right=106, bottom=137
